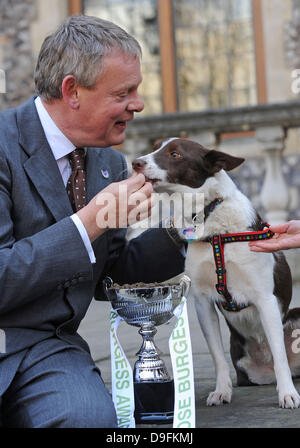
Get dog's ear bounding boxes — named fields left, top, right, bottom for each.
left=153, top=137, right=179, bottom=151
left=153, top=138, right=166, bottom=150
left=203, top=150, right=245, bottom=174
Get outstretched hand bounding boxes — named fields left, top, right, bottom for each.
left=249, top=220, right=300, bottom=252
left=76, top=172, right=154, bottom=243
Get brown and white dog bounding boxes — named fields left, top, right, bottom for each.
left=132, top=137, right=300, bottom=409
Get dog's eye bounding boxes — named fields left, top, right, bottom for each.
left=170, top=151, right=182, bottom=159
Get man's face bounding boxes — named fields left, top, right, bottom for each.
left=75, top=50, right=144, bottom=147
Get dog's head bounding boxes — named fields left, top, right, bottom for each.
left=132, top=138, right=244, bottom=189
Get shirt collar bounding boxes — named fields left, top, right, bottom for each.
left=34, top=96, right=76, bottom=160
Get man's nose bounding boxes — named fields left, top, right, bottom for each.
left=128, top=92, right=144, bottom=113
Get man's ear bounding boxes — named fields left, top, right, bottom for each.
left=61, top=75, right=80, bottom=110
left=203, top=149, right=245, bottom=174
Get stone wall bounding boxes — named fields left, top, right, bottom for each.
left=285, top=0, right=300, bottom=70
left=0, top=0, right=37, bottom=110
left=0, top=0, right=68, bottom=111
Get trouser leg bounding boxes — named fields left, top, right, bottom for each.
left=2, top=338, right=117, bottom=428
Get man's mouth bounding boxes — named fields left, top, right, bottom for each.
left=114, top=120, right=127, bottom=130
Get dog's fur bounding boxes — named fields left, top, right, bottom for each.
left=132, top=137, right=300, bottom=409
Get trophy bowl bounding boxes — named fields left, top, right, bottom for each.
left=103, top=275, right=191, bottom=424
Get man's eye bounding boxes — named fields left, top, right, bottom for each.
left=170, top=151, right=182, bottom=159
left=117, top=92, right=128, bottom=99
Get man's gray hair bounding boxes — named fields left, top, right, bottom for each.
left=34, top=15, right=142, bottom=102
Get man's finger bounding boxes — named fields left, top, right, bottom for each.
left=127, top=197, right=153, bottom=226
left=124, top=172, right=146, bottom=194
left=129, top=182, right=153, bottom=203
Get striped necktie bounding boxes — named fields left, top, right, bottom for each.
left=66, top=148, right=87, bottom=212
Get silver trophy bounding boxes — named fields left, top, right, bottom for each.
left=103, top=275, right=191, bottom=424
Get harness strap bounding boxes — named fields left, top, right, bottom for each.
left=182, top=196, right=274, bottom=312
left=208, top=225, right=274, bottom=312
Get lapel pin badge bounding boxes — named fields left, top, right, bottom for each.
left=101, top=169, right=109, bottom=179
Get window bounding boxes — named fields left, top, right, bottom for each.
left=73, top=0, right=266, bottom=114
left=84, top=0, right=162, bottom=115
left=173, top=0, right=257, bottom=111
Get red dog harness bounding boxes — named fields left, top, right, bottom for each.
left=207, top=227, right=274, bottom=312
left=183, top=197, right=274, bottom=312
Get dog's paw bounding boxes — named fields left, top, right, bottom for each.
left=278, top=388, right=300, bottom=409
left=206, top=389, right=232, bottom=406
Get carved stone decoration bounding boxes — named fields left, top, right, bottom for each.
left=285, top=0, right=300, bottom=69
left=0, top=0, right=37, bottom=110
left=256, top=126, right=289, bottom=224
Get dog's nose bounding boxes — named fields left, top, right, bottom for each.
left=132, top=158, right=147, bottom=172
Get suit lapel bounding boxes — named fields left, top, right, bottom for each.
left=23, top=144, right=73, bottom=221
left=85, top=147, right=113, bottom=202
left=17, top=97, right=74, bottom=221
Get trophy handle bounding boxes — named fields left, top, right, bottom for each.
left=103, top=276, right=113, bottom=293
left=180, top=275, right=191, bottom=297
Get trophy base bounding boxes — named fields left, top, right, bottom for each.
left=134, top=380, right=174, bottom=425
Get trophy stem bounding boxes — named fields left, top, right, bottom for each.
left=133, top=322, right=174, bottom=424
left=134, top=322, right=171, bottom=383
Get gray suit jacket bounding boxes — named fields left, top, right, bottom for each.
left=0, top=97, right=185, bottom=361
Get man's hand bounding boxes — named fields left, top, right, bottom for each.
left=76, top=172, right=154, bottom=242
left=249, top=220, right=300, bottom=253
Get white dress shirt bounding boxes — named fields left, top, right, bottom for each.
left=34, top=96, right=96, bottom=264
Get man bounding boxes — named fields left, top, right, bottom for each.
left=0, top=15, right=185, bottom=427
